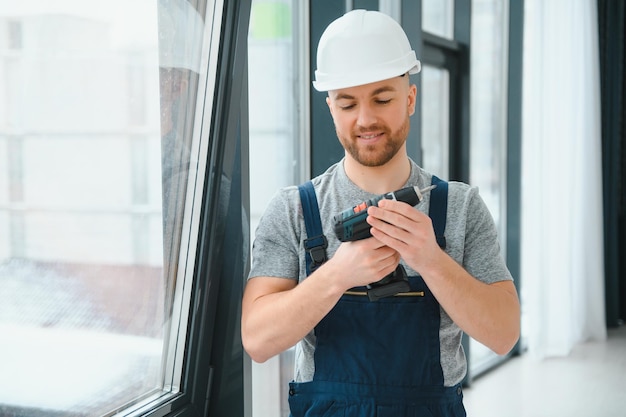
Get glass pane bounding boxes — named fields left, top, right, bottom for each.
left=469, top=0, right=509, bottom=372
left=0, top=0, right=210, bottom=415
left=421, top=65, right=450, bottom=178
left=248, top=0, right=302, bottom=226
left=248, top=0, right=305, bottom=416
left=422, top=0, right=455, bottom=39
left=470, top=0, right=508, bottom=234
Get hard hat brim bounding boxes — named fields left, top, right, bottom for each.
left=313, top=56, right=421, bottom=92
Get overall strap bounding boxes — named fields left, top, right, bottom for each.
left=429, top=175, right=448, bottom=249
left=298, top=181, right=328, bottom=276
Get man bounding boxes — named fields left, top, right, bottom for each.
left=242, top=9, right=520, bottom=416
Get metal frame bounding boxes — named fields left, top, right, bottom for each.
left=506, top=0, right=524, bottom=355
left=148, top=0, right=252, bottom=416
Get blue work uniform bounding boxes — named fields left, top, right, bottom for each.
left=290, top=178, right=466, bottom=417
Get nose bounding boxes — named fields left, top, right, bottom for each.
left=356, top=102, right=378, bottom=128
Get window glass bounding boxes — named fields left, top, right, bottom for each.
left=469, top=0, right=509, bottom=372
left=469, top=0, right=508, bottom=256
left=0, top=0, right=211, bottom=415
left=248, top=0, right=305, bottom=416
left=248, top=0, right=304, bottom=226
left=422, top=0, right=455, bottom=39
left=421, top=65, right=450, bottom=178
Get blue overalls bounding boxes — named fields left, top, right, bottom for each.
left=291, top=177, right=466, bottom=417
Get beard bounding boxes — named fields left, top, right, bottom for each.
left=337, top=115, right=411, bottom=167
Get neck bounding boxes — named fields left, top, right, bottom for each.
left=343, top=149, right=411, bottom=194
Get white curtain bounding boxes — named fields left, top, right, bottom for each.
left=521, top=0, right=606, bottom=358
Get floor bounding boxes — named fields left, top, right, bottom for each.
left=463, top=326, right=626, bottom=417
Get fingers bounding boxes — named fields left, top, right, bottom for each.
left=367, top=200, right=430, bottom=235
left=366, top=200, right=435, bottom=253
left=368, top=199, right=428, bottom=227
left=341, top=238, right=399, bottom=268
left=331, top=239, right=400, bottom=288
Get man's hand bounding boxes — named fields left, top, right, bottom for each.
left=365, top=198, right=520, bottom=355
left=243, top=226, right=401, bottom=363
left=329, top=236, right=401, bottom=291
left=365, top=198, right=442, bottom=274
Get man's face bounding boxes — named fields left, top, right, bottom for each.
left=326, top=75, right=417, bottom=167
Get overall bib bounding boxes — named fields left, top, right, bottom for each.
left=291, top=178, right=466, bottom=417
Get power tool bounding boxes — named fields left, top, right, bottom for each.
left=333, top=185, right=436, bottom=301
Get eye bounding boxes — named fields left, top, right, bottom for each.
left=375, top=98, right=392, bottom=105
left=339, top=103, right=356, bottom=110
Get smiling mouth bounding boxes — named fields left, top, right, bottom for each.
left=357, top=132, right=384, bottom=140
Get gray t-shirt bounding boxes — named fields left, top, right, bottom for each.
left=248, top=158, right=513, bottom=386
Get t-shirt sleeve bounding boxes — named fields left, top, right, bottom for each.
left=460, top=187, right=513, bottom=285
left=248, top=188, right=302, bottom=281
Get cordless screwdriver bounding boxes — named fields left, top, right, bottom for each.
left=332, top=184, right=436, bottom=301
left=333, top=185, right=436, bottom=241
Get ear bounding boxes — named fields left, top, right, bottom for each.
left=407, top=84, right=417, bottom=116
left=326, top=95, right=334, bottom=116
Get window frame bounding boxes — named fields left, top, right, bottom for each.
left=0, top=0, right=251, bottom=415
left=134, top=0, right=252, bottom=416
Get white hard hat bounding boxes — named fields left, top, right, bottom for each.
left=313, top=9, right=421, bottom=92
